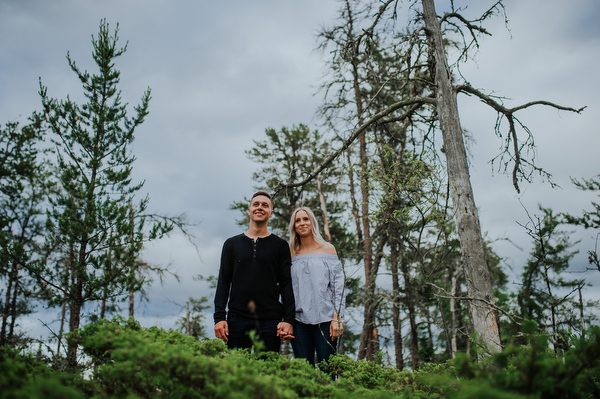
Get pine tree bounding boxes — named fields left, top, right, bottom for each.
left=517, top=207, right=587, bottom=346
left=563, top=175, right=600, bottom=272
left=36, top=20, right=172, bottom=367
left=0, top=119, right=50, bottom=346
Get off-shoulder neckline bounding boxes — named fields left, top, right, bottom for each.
left=292, top=253, right=339, bottom=260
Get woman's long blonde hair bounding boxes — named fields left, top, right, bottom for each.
left=288, top=207, right=327, bottom=256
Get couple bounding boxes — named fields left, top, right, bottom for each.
left=214, top=191, right=345, bottom=370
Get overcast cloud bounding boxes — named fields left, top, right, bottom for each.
left=1, top=0, right=599, bottom=341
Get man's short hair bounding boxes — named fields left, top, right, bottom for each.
left=250, top=191, right=273, bottom=207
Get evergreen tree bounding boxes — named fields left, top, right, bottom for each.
left=0, top=119, right=51, bottom=346
left=563, top=175, right=600, bottom=272
left=35, top=20, right=173, bottom=367
left=177, top=296, right=210, bottom=340
left=517, top=207, right=589, bottom=347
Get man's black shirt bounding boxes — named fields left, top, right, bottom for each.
left=214, top=233, right=295, bottom=324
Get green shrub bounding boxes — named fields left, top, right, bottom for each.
left=0, top=347, right=86, bottom=399
left=452, top=322, right=600, bottom=399
left=76, top=317, right=302, bottom=398
left=3, top=318, right=599, bottom=398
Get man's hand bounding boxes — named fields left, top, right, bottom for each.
left=277, top=321, right=294, bottom=340
left=214, top=320, right=229, bottom=343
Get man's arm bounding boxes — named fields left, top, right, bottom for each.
left=278, top=241, right=295, bottom=324
left=214, top=240, right=232, bottom=324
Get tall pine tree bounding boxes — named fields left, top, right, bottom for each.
left=36, top=20, right=172, bottom=368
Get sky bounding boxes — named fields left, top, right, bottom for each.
left=1, top=0, right=599, bottom=344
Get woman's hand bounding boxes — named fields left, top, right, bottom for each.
left=330, top=316, right=343, bottom=339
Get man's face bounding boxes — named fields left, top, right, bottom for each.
left=247, top=195, right=273, bottom=222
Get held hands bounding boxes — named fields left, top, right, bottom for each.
left=216, top=320, right=294, bottom=342
left=214, top=320, right=229, bottom=343
left=277, top=321, right=294, bottom=340
left=330, top=316, right=343, bottom=339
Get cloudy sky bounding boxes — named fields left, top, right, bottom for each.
left=1, top=0, right=599, bottom=341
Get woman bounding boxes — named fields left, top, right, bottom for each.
left=288, top=207, right=345, bottom=373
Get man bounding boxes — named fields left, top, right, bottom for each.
left=214, top=191, right=295, bottom=351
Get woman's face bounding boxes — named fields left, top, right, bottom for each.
left=294, top=210, right=312, bottom=238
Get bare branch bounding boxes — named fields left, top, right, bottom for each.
left=273, top=96, right=436, bottom=195
left=456, top=83, right=585, bottom=192
left=429, top=282, right=523, bottom=326
left=439, top=1, right=506, bottom=64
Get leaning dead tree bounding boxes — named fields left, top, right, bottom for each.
left=276, top=0, right=584, bottom=356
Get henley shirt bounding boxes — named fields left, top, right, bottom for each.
left=214, top=233, right=295, bottom=324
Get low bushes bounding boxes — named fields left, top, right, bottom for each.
left=1, top=317, right=599, bottom=398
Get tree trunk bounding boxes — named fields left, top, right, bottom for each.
left=390, top=243, right=404, bottom=369
left=100, top=290, right=107, bottom=319
left=543, top=265, right=557, bottom=336
left=450, top=268, right=459, bottom=358
left=346, top=144, right=378, bottom=361
left=56, top=299, right=67, bottom=359
left=128, top=203, right=135, bottom=319
left=437, top=296, right=452, bottom=360
left=9, top=268, right=19, bottom=338
left=0, top=259, right=17, bottom=345
left=578, top=285, right=585, bottom=338
left=129, top=291, right=135, bottom=319
left=185, top=301, right=191, bottom=335
left=67, top=216, right=90, bottom=368
left=341, top=2, right=378, bottom=358
left=354, top=88, right=379, bottom=361
left=57, top=241, right=74, bottom=360
left=67, top=280, right=83, bottom=368
left=316, top=175, right=331, bottom=241
left=421, top=0, right=502, bottom=354
left=400, top=257, right=419, bottom=369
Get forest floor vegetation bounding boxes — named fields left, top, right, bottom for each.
left=1, top=317, right=599, bottom=398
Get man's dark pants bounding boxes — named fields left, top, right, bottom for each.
left=226, top=314, right=281, bottom=352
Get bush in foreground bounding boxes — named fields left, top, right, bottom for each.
left=1, top=317, right=599, bottom=398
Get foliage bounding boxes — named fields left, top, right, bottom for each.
left=0, top=346, right=87, bottom=399
left=176, top=296, right=210, bottom=339
left=563, top=175, right=600, bottom=272
left=452, top=321, right=600, bottom=399
left=3, top=319, right=599, bottom=398
left=30, top=19, right=177, bottom=367
left=0, top=2, right=596, bottom=394
left=36, top=18, right=158, bottom=310
left=0, top=119, right=52, bottom=345
left=515, top=206, right=591, bottom=342
left=76, top=317, right=319, bottom=398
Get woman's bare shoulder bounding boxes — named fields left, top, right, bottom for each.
left=296, top=242, right=338, bottom=256
left=322, top=242, right=337, bottom=255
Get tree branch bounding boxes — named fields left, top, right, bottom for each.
left=273, top=96, right=436, bottom=195
left=429, top=281, right=523, bottom=326
left=456, top=83, right=585, bottom=192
